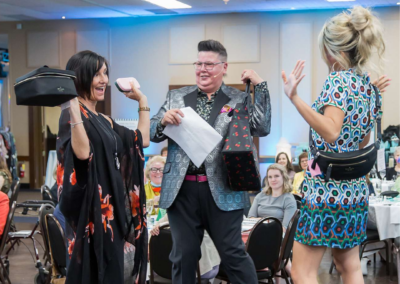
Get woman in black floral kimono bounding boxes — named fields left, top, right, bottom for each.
left=56, top=50, right=150, bottom=284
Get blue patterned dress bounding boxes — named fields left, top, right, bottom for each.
left=294, top=69, right=380, bottom=249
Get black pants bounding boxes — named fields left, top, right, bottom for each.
left=167, top=180, right=257, bottom=284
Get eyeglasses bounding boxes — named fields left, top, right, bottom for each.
left=150, top=167, right=164, bottom=173
left=193, top=61, right=225, bottom=71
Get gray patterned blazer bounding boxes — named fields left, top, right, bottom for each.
left=150, top=82, right=271, bottom=211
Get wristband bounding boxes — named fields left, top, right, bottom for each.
left=138, top=107, right=150, bottom=112
left=70, top=121, right=84, bottom=128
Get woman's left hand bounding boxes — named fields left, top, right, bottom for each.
left=281, top=60, right=306, bottom=101
left=123, top=81, right=146, bottom=102
left=241, top=69, right=264, bottom=85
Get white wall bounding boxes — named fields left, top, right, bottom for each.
left=0, top=7, right=399, bottom=162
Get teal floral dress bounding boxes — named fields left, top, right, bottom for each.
left=294, top=69, right=380, bottom=249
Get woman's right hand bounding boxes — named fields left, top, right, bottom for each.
left=372, top=75, right=391, bottom=93
left=68, top=97, right=81, bottom=116
left=281, top=60, right=306, bottom=101
left=150, top=225, right=160, bottom=236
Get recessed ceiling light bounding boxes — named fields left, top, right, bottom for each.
left=62, top=16, right=65, bottom=19
left=291, top=7, right=295, bottom=10
left=326, top=0, right=356, bottom=2
left=397, top=2, right=400, bottom=4
left=144, top=0, right=191, bottom=9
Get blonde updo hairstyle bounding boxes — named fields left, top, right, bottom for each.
left=262, top=163, right=292, bottom=195
left=319, top=6, right=385, bottom=75
left=144, top=155, right=166, bottom=181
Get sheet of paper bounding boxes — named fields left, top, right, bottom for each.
left=163, top=107, right=223, bottom=167
left=377, top=148, right=386, bottom=172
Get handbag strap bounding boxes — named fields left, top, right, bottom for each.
left=243, top=79, right=251, bottom=108
left=309, top=82, right=382, bottom=155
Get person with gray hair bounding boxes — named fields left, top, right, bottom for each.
left=386, top=146, right=400, bottom=181
left=150, top=39, right=271, bottom=284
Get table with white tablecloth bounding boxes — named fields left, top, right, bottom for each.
left=367, top=199, right=400, bottom=283
left=368, top=200, right=400, bottom=240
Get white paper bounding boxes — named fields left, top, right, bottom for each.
left=377, top=148, right=386, bottom=172
left=163, top=107, right=223, bottom=167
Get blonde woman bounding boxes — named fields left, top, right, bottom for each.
left=281, top=6, right=385, bottom=284
left=248, top=163, right=296, bottom=231
left=144, top=155, right=166, bottom=214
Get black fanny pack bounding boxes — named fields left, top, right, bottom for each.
left=14, top=65, right=77, bottom=107
left=310, top=85, right=381, bottom=182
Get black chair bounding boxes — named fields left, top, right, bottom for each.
left=9, top=180, right=20, bottom=209
left=38, top=204, right=55, bottom=266
left=45, top=214, right=67, bottom=278
left=216, top=217, right=283, bottom=284
left=274, top=210, right=300, bottom=284
left=149, top=224, right=207, bottom=284
left=380, top=191, right=399, bottom=199
left=41, top=185, right=54, bottom=203
left=292, top=194, right=302, bottom=203
left=329, top=229, right=390, bottom=275
left=0, top=201, right=17, bottom=284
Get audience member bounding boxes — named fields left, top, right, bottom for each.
left=276, top=152, right=295, bottom=183
left=386, top=146, right=400, bottom=181
left=248, top=163, right=296, bottom=283
left=248, top=163, right=296, bottom=230
left=292, top=152, right=308, bottom=194
left=0, top=157, right=11, bottom=195
left=365, top=174, right=375, bottom=196
left=0, top=191, right=9, bottom=238
left=160, top=147, right=168, bottom=157
left=144, top=155, right=166, bottom=215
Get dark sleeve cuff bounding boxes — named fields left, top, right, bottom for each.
left=156, top=121, right=166, bottom=133
left=255, top=81, right=268, bottom=90
left=73, top=153, right=90, bottom=188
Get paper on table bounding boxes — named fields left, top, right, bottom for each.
left=163, top=107, right=223, bottom=167
left=377, top=148, right=386, bottom=172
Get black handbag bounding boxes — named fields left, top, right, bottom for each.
left=14, top=66, right=77, bottom=107
left=222, top=80, right=261, bottom=191
left=310, top=85, right=382, bottom=182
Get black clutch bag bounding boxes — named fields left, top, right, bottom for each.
left=310, top=85, right=382, bottom=182
left=14, top=66, right=77, bottom=107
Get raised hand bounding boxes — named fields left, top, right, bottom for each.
left=372, top=75, right=391, bottom=93
left=241, top=69, right=263, bottom=85
left=123, top=81, right=146, bottom=102
left=281, top=60, right=306, bottom=101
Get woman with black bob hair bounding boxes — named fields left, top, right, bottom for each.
left=56, top=50, right=150, bottom=284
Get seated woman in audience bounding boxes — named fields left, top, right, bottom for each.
left=276, top=152, right=296, bottom=183
left=248, top=163, right=296, bottom=283
left=386, top=147, right=400, bottom=181
left=292, top=152, right=308, bottom=195
left=248, top=163, right=297, bottom=231
left=0, top=157, right=11, bottom=195
left=144, top=155, right=166, bottom=215
left=0, top=191, right=9, bottom=238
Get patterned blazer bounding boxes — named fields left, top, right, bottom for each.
left=150, top=82, right=271, bottom=211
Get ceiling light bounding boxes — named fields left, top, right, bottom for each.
left=397, top=2, right=400, bottom=4
left=62, top=16, right=65, bottom=19
left=291, top=7, right=295, bottom=10
left=326, top=0, right=356, bottom=2
left=144, top=0, right=191, bottom=9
